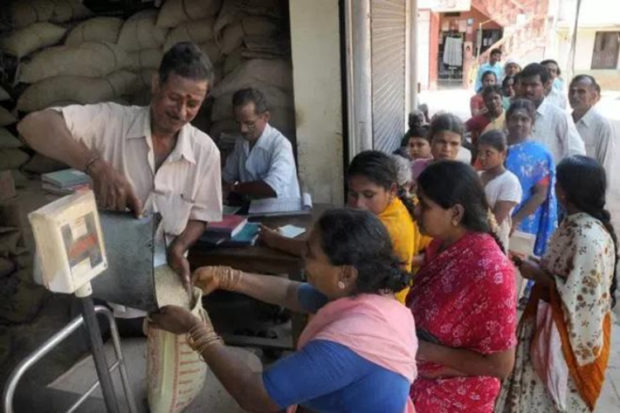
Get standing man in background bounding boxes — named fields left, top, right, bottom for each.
left=474, top=48, right=504, bottom=92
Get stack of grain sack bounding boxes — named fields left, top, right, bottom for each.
left=207, top=0, right=295, bottom=156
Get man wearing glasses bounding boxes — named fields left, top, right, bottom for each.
left=222, top=87, right=300, bottom=200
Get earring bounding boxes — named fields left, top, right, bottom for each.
left=337, top=281, right=345, bottom=289
left=451, top=220, right=459, bottom=227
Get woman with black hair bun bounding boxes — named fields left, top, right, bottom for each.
left=406, top=160, right=517, bottom=412
left=151, top=208, right=418, bottom=412
left=497, top=155, right=617, bottom=412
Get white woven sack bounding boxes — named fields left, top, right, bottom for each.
left=218, top=16, right=281, bottom=55
left=49, top=0, right=93, bottom=23
left=9, top=0, right=54, bottom=28
left=1, top=22, right=67, bottom=59
left=19, top=42, right=130, bottom=83
left=128, top=49, right=164, bottom=71
left=0, top=127, right=23, bottom=148
left=198, top=42, right=222, bottom=65
left=0, top=107, right=17, bottom=126
left=17, top=70, right=138, bottom=112
left=117, top=10, right=168, bottom=52
left=65, top=17, right=123, bottom=46
left=211, top=83, right=293, bottom=121
left=156, top=0, right=222, bottom=28
left=163, top=18, right=215, bottom=51
left=211, top=59, right=292, bottom=98
left=213, top=0, right=283, bottom=39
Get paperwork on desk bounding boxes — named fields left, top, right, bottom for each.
left=278, top=224, right=306, bottom=239
left=248, top=193, right=312, bottom=217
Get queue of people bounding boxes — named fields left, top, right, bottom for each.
left=15, top=39, right=618, bottom=412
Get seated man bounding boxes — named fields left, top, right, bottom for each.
left=222, top=88, right=300, bottom=199
left=18, top=42, right=222, bottom=330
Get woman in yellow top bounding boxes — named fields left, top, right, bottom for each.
left=261, top=150, right=430, bottom=303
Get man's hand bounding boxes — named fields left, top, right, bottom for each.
left=167, top=244, right=191, bottom=292
left=88, top=158, right=142, bottom=216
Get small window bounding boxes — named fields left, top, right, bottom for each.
left=591, top=31, right=620, bottom=69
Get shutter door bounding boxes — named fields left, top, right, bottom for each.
left=370, top=0, right=407, bottom=153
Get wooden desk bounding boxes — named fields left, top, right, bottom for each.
left=187, top=204, right=333, bottom=350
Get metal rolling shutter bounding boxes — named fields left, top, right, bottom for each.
left=370, top=0, right=407, bottom=153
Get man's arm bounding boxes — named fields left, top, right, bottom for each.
left=230, top=180, right=276, bottom=198
left=168, top=220, right=207, bottom=290
left=561, top=112, right=586, bottom=156
left=598, top=119, right=615, bottom=175
left=18, top=109, right=141, bottom=214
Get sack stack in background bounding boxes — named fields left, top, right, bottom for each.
left=208, top=0, right=294, bottom=157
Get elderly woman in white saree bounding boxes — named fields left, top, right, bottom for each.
left=496, top=155, right=618, bottom=413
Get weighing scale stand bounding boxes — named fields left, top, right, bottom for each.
left=75, top=283, right=121, bottom=413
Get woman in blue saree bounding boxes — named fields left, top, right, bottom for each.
left=505, top=99, right=557, bottom=256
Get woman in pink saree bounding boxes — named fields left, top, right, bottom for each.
left=407, top=160, right=518, bottom=412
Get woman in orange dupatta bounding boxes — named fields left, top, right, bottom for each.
left=496, top=156, right=618, bottom=412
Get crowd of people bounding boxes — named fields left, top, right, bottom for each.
left=16, top=41, right=618, bottom=412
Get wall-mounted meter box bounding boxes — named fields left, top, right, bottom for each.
left=29, top=190, right=107, bottom=294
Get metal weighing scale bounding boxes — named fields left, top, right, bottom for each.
left=1, top=190, right=162, bottom=413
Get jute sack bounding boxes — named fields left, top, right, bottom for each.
left=147, top=273, right=208, bottom=413
left=9, top=0, right=54, bottom=28
left=19, top=42, right=130, bottom=83
left=163, top=18, right=215, bottom=51
left=128, top=48, right=164, bottom=71
left=0, top=149, right=30, bottom=170
left=211, top=59, right=292, bottom=98
left=0, top=86, right=10, bottom=102
left=219, top=16, right=279, bottom=55
left=213, top=0, right=283, bottom=38
left=0, top=128, right=23, bottom=148
left=65, top=17, right=123, bottom=46
left=118, top=9, right=168, bottom=52
left=211, top=83, right=293, bottom=121
left=156, top=0, right=222, bottom=28
left=223, top=49, right=243, bottom=76
left=17, top=70, right=138, bottom=112
left=49, top=0, right=93, bottom=24
left=0, top=107, right=17, bottom=126
left=1, top=22, right=67, bottom=59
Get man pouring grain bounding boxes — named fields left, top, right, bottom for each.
left=18, top=42, right=222, bottom=333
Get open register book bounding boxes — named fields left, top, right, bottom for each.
left=248, top=193, right=312, bottom=217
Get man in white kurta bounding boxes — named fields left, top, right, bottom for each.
left=222, top=87, right=300, bottom=199
left=569, top=75, right=615, bottom=175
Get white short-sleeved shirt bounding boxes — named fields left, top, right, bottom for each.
left=222, top=123, right=300, bottom=198
left=575, top=107, right=615, bottom=175
left=55, top=102, right=223, bottom=317
left=481, top=169, right=523, bottom=250
left=532, top=98, right=585, bottom=163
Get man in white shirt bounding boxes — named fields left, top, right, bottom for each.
left=569, top=74, right=615, bottom=174
left=541, top=59, right=568, bottom=110
left=222, top=87, right=300, bottom=199
left=18, top=42, right=222, bottom=325
left=518, top=63, right=585, bottom=162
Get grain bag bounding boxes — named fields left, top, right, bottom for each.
left=49, top=0, right=93, bottom=23
left=211, top=83, right=292, bottom=121
left=0, top=149, right=30, bottom=170
left=19, top=42, right=130, bottom=83
left=9, top=0, right=54, bottom=28
left=65, top=17, right=123, bottom=46
left=147, top=272, right=208, bottom=413
left=211, top=59, right=292, bottom=97
left=17, top=70, right=138, bottom=112
left=198, top=42, right=222, bottom=65
left=0, top=107, right=17, bottom=126
left=223, top=49, right=244, bottom=76
left=1, top=22, right=67, bottom=59
left=0, top=87, right=10, bottom=102
left=213, top=0, right=283, bottom=38
left=117, top=10, right=168, bottom=52
left=128, top=49, right=164, bottom=71
left=156, top=0, right=222, bottom=28
left=0, top=128, right=22, bottom=148
left=163, top=18, right=215, bottom=51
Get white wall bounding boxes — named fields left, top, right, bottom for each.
left=289, top=0, right=344, bottom=204
left=417, top=9, right=431, bottom=90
